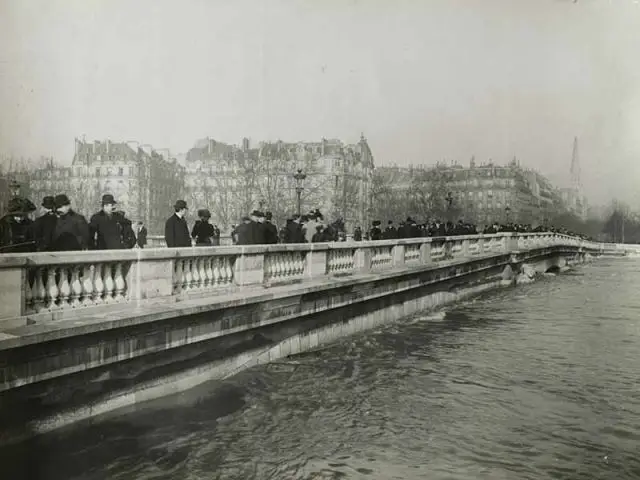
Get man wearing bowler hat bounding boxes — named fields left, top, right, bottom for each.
left=164, top=199, right=191, bottom=248
left=89, top=194, right=131, bottom=250
left=32, top=196, right=58, bottom=251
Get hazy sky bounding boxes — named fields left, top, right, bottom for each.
left=1, top=0, right=640, bottom=205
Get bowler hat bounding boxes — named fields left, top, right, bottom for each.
left=101, top=194, right=117, bottom=205
left=42, top=196, right=56, bottom=209
left=174, top=200, right=187, bottom=210
left=54, top=194, right=71, bottom=208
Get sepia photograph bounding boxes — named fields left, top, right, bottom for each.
left=1, top=0, right=639, bottom=478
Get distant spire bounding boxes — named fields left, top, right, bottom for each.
left=570, top=136, right=581, bottom=190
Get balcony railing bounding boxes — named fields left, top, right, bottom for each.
left=0, top=232, right=603, bottom=325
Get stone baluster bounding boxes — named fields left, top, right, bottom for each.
left=173, top=259, right=183, bottom=293
left=182, top=260, right=191, bottom=291
left=264, top=256, right=273, bottom=281
left=198, top=258, right=207, bottom=287
left=70, top=265, right=83, bottom=307
left=205, top=258, right=214, bottom=287
left=191, top=259, right=201, bottom=289
left=225, top=258, right=233, bottom=283
left=212, top=258, right=221, bottom=286
left=57, top=266, right=72, bottom=308
left=218, top=258, right=227, bottom=285
left=93, top=264, right=105, bottom=303
left=286, top=253, right=293, bottom=277
left=45, top=267, right=58, bottom=309
left=25, top=272, right=34, bottom=313
left=274, top=254, right=283, bottom=279
left=114, top=263, right=126, bottom=301
left=33, top=268, right=46, bottom=312
left=103, top=263, right=115, bottom=303
left=82, top=264, right=95, bottom=307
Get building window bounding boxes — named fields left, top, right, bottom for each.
left=118, top=167, right=124, bottom=176
left=95, top=168, right=100, bottom=176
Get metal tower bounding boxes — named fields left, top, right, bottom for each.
left=570, top=136, right=581, bottom=191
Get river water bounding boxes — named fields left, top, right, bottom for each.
left=3, top=258, right=640, bottom=479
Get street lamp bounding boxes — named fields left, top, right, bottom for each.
left=445, top=192, right=454, bottom=221
left=293, top=169, right=306, bottom=217
left=9, top=179, right=20, bottom=198
left=505, top=206, right=511, bottom=223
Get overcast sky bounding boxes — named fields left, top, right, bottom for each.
left=1, top=0, right=639, bottom=205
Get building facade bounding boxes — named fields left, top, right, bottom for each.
left=374, top=159, right=573, bottom=226
left=28, top=139, right=185, bottom=234
left=184, top=135, right=375, bottom=230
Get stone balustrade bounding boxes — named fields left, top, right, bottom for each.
left=0, top=232, right=603, bottom=325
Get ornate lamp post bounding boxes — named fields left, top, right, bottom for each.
left=9, top=179, right=20, bottom=198
left=445, top=191, right=454, bottom=221
left=293, top=169, right=306, bottom=217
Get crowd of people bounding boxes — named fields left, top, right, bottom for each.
left=0, top=194, right=148, bottom=253
left=0, top=192, right=593, bottom=254
left=353, top=218, right=592, bottom=242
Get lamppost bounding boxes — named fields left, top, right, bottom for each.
left=293, top=169, right=306, bottom=217
left=9, top=179, right=20, bottom=198
left=445, top=192, right=454, bottom=222
left=505, top=206, right=511, bottom=224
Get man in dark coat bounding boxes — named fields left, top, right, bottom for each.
left=89, top=194, right=131, bottom=250
left=164, top=200, right=191, bottom=248
left=382, top=220, right=397, bottom=240
left=249, top=210, right=266, bottom=245
left=0, top=197, right=36, bottom=253
left=236, top=216, right=253, bottom=245
left=263, top=211, right=279, bottom=244
left=134, top=221, right=147, bottom=248
left=285, top=215, right=305, bottom=243
left=32, top=196, right=58, bottom=252
left=369, top=220, right=382, bottom=240
left=51, top=194, right=90, bottom=251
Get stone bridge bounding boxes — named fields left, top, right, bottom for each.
left=0, top=233, right=614, bottom=445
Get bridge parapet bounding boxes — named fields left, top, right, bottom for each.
left=0, top=232, right=602, bottom=326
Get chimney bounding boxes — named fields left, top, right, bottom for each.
left=321, top=137, right=327, bottom=156
left=242, top=137, right=249, bottom=152
left=106, top=139, right=111, bottom=154
left=208, top=138, right=215, bottom=155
